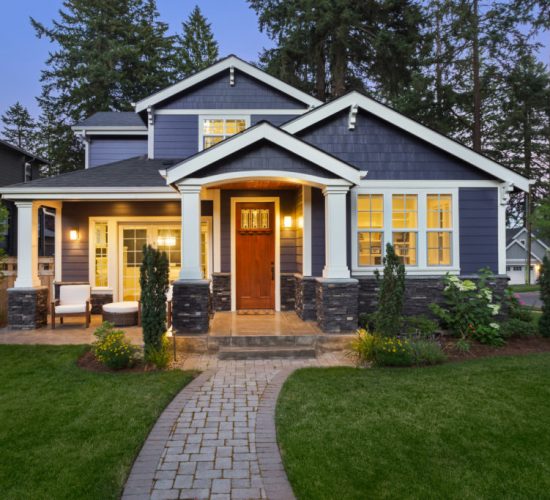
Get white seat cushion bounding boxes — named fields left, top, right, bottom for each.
left=103, top=301, right=139, bottom=314
left=59, top=285, right=91, bottom=305
left=55, top=304, right=87, bottom=314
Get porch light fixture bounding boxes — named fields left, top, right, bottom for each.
left=69, top=229, right=79, bottom=241
left=298, top=216, right=303, bottom=229
left=283, top=216, right=293, bottom=228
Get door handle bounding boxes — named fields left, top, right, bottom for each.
left=271, top=262, right=274, bottom=280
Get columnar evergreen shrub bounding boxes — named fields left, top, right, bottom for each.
left=374, top=243, right=405, bottom=337
left=540, top=256, right=550, bottom=337
left=140, top=245, right=169, bottom=355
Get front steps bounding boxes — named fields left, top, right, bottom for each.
left=215, top=335, right=317, bottom=360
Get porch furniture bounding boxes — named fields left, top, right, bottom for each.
left=51, top=284, right=91, bottom=329
left=102, top=301, right=141, bottom=327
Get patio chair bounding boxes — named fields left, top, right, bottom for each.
left=51, top=284, right=91, bottom=329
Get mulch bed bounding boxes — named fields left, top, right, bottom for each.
left=443, top=336, right=550, bottom=362
left=77, top=350, right=156, bottom=373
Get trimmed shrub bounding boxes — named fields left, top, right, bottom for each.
left=404, top=315, right=438, bottom=338
left=409, top=340, right=447, bottom=365
left=504, top=289, right=533, bottom=322
left=500, top=318, right=538, bottom=338
left=92, top=322, right=137, bottom=370
left=145, top=336, right=171, bottom=369
left=374, top=243, right=405, bottom=337
left=540, top=256, right=550, bottom=338
left=140, top=245, right=169, bottom=356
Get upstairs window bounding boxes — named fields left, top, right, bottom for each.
left=200, top=117, right=248, bottom=150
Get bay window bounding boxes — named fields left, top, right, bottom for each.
left=354, top=190, right=457, bottom=271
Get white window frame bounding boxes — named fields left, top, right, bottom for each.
left=198, top=115, right=250, bottom=152
left=351, top=187, right=460, bottom=275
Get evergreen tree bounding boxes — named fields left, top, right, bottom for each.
left=539, top=256, right=550, bottom=337
left=1, top=102, right=38, bottom=153
left=31, top=0, right=174, bottom=172
left=174, top=5, right=219, bottom=79
left=531, top=200, right=550, bottom=241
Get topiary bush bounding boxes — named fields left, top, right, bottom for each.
left=140, top=245, right=169, bottom=358
left=540, top=256, right=550, bottom=337
left=374, top=243, right=405, bottom=337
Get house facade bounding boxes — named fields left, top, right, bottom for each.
left=506, top=228, right=549, bottom=285
left=1, top=56, right=530, bottom=332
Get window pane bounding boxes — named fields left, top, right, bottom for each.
left=392, top=194, right=417, bottom=228
left=357, top=194, right=383, bottom=229
left=204, top=136, right=224, bottom=149
left=393, top=232, right=417, bottom=265
left=235, top=119, right=246, bottom=133
left=358, top=232, right=383, bottom=266
left=427, top=194, right=452, bottom=229
left=427, top=231, right=452, bottom=266
left=95, top=223, right=108, bottom=287
left=203, top=119, right=224, bottom=135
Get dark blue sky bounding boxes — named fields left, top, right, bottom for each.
left=0, top=1, right=548, bottom=119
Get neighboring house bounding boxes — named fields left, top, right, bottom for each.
left=506, top=228, right=549, bottom=285
left=0, top=55, right=530, bottom=332
left=0, top=140, right=52, bottom=257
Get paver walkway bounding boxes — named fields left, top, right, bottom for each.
left=123, top=355, right=351, bottom=500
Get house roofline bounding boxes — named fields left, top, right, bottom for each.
left=0, top=139, right=49, bottom=165
left=283, top=91, right=532, bottom=192
left=135, top=55, right=322, bottom=112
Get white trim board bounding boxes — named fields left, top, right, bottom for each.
left=230, top=197, right=280, bottom=312
left=135, top=55, right=322, bottom=112
left=506, top=227, right=550, bottom=251
left=166, top=122, right=361, bottom=186
left=155, top=109, right=307, bottom=116
left=283, top=91, right=531, bottom=192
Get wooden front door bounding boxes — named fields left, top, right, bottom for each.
left=236, top=202, right=275, bottom=310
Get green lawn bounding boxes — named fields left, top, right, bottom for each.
left=0, top=345, right=194, bottom=500
left=277, top=355, right=550, bottom=500
left=509, top=283, right=540, bottom=292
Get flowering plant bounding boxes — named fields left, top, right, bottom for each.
left=92, top=322, right=138, bottom=370
left=430, top=269, right=504, bottom=346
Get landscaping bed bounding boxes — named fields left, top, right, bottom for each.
left=0, top=345, right=194, bottom=499
left=277, top=354, right=550, bottom=499
left=443, top=335, right=550, bottom=361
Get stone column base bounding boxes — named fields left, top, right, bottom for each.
left=281, top=273, right=296, bottom=311
left=295, top=275, right=317, bottom=321
left=172, top=279, right=211, bottom=334
left=315, top=278, right=359, bottom=333
left=8, top=287, right=49, bottom=330
left=212, top=273, right=231, bottom=312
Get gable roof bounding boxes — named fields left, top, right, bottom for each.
left=506, top=239, right=544, bottom=263
left=506, top=227, right=550, bottom=251
left=283, top=91, right=531, bottom=192
left=0, top=139, right=49, bottom=165
left=135, top=55, right=322, bottom=113
left=165, top=121, right=361, bottom=186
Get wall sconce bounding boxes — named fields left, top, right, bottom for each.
left=283, top=216, right=293, bottom=228
left=69, top=229, right=79, bottom=241
left=298, top=216, right=303, bottom=229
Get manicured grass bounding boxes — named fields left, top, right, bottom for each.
left=510, top=284, right=540, bottom=292
left=0, top=345, right=194, bottom=499
left=277, top=355, right=550, bottom=499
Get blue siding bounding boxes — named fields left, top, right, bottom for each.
left=154, top=115, right=198, bottom=159
left=459, top=188, right=498, bottom=274
left=160, top=70, right=305, bottom=110
left=89, top=137, right=147, bottom=167
left=299, top=110, right=494, bottom=180
left=195, top=142, right=337, bottom=179
left=251, top=115, right=299, bottom=126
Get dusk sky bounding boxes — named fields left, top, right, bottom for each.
left=0, top=1, right=548, bottom=119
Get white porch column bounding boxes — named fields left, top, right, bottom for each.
left=14, top=201, right=40, bottom=288
left=178, top=184, right=203, bottom=280
left=302, top=186, right=312, bottom=276
left=322, top=185, right=351, bottom=279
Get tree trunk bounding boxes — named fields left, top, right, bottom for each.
left=524, top=109, right=533, bottom=285
left=472, top=0, right=482, bottom=152
left=330, top=33, right=347, bottom=97
left=314, top=41, right=327, bottom=101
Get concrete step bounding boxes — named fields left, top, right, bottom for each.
left=215, top=335, right=317, bottom=348
left=217, top=346, right=317, bottom=360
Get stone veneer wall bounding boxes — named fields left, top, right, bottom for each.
left=295, top=275, right=317, bottom=320
left=280, top=273, right=296, bottom=311
left=357, top=275, right=509, bottom=317
left=8, top=287, right=49, bottom=329
left=212, top=273, right=231, bottom=311
left=172, top=280, right=211, bottom=334
left=315, top=278, right=359, bottom=333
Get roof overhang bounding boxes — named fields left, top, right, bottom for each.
left=135, top=55, right=322, bottom=113
left=0, top=186, right=178, bottom=201
left=283, top=92, right=532, bottom=192
left=165, top=122, right=362, bottom=186
left=72, top=126, right=148, bottom=135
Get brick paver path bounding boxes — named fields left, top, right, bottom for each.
left=123, top=355, right=350, bottom=500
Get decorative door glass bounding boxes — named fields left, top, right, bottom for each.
left=122, top=228, right=147, bottom=301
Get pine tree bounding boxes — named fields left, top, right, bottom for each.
left=174, top=5, right=219, bottom=79
left=1, top=102, right=38, bottom=153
